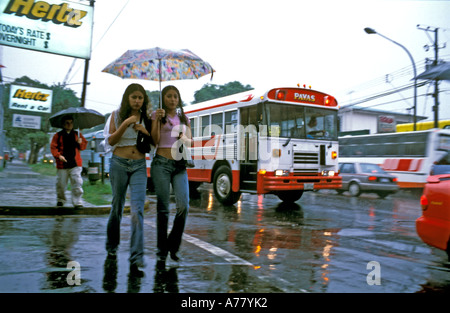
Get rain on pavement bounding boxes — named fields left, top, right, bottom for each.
left=0, top=171, right=449, bottom=293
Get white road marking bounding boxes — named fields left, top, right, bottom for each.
left=144, top=220, right=253, bottom=266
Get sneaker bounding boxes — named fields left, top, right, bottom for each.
left=74, top=205, right=83, bottom=209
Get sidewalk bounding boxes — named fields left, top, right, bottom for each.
left=0, top=159, right=136, bottom=215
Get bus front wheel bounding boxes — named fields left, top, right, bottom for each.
left=213, top=166, right=241, bottom=205
left=276, top=191, right=303, bottom=203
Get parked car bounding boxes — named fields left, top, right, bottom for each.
left=337, top=162, right=399, bottom=198
left=416, top=151, right=450, bottom=260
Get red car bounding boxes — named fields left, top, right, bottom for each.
left=416, top=151, right=450, bottom=260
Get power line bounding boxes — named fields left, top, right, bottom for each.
left=65, top=0, right=130, bottom=84
left=341, top=81, right=429, bottom=108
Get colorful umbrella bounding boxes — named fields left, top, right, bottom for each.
left=101, top=47, right=215, bottom=106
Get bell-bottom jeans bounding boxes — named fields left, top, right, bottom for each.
left=106, top=155, right=147, bottom=267
left=150, top=154, right=189, bottom=260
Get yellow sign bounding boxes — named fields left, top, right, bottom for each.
left=0, top=0, right=93, bottom=59
left=9, top=84, right=53, bottom=113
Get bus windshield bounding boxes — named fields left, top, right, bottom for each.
left=264, top=102, right=338, bottom=140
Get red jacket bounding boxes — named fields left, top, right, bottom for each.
left=51, top=130, right=87, bottom=169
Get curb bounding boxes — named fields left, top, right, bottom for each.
left=0, top=206, right=112, bottom=215
left=0, top=201, right=153, bottom=216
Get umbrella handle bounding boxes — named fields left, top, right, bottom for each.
left=159, top=58, right=162, bottom=109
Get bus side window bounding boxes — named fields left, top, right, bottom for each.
left=225, top=110, right=237, bottom=133
left=211, top=112, right=223, bottom=136
left=190, top=117, right=197, bottom=138
left=201, top=115, right=210, bottom=137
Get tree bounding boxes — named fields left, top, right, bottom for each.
left=2, top=76, right=81, bottom=163
left=192, top=81, right=253, bottom=104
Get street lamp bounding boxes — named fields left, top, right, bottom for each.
left=364, top=27, right=417, bottom=131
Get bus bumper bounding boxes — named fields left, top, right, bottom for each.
left=257, top=173, right=342, bottom=194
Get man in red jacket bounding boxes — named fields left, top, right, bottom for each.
left=50, top=116, right=88, bottom=208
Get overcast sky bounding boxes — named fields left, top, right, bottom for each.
left=1, top=0, right=449, bottom=121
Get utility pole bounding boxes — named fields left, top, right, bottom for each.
left=417, top=25, right=445, bottom=128
left=81, top=0, right=95, bottom=107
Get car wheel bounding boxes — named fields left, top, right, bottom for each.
left=349, top=182, right=361, bottom=197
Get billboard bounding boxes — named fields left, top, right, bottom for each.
left=12, top=113, right=41, bottom=129
left=0, top=0, right=93, bottom=59
left=9, top=84, right=53, bottom=113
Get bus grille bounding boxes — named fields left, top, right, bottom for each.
left=293, top=151, right=319, bottom=174
left=294, top=152, right=318, bottom=164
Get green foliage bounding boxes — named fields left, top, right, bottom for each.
left=29, top=163, right=57, bottom=176
left=192, top=81, right=253, bottom=104
left=82, top=180, right=112, bottom=205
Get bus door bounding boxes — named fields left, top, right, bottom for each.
left=239, top=105, right=260, bottom=191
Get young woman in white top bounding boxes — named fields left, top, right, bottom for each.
left=104, top=83, right=151, bottom=277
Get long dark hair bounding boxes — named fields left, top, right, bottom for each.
left=161, top=85, right=188, bottom=125
left=118, top=83, right=150, bottom=123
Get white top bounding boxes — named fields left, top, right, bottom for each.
left=103, top=110, right=141, bottom=153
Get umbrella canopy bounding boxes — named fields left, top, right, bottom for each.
left=415, top=62, right=450, bottom=81
left=49, top=107, right=105, bottom=129
left=102, top=47, right=214, bottom=82
left=101, top=47, right=215, bottom=106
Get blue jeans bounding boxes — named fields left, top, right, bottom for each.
left=106, top=155, right=147, bottom=267
left=151, top=154, right=189, bottom=259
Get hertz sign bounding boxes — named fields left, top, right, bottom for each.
left=9, top=84, right=53, bottom=113
left=0, top=0, right=93, bottom=59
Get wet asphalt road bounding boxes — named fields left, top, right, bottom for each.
left=0, top=181, right=449, bottom=293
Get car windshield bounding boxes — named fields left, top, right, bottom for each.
left=360, top=163, right=385, bottom=174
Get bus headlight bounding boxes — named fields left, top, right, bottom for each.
left=275, top=169, right=289, bottom=176
left=321, top=170, right=335, bottom=176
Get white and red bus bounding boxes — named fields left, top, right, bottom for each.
left=339, top=129, right=450, bottom=189
left=179, top=86, right=342, bottom=205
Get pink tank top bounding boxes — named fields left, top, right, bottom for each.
left=151, top=111, right=190, bottom=148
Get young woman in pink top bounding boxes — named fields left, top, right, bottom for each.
left=151, top=85, right=192, bottom=267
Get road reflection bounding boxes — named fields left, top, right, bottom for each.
left=188, top=190, right=344, bottom=291
left=45, top=217, right=80, bottom=291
